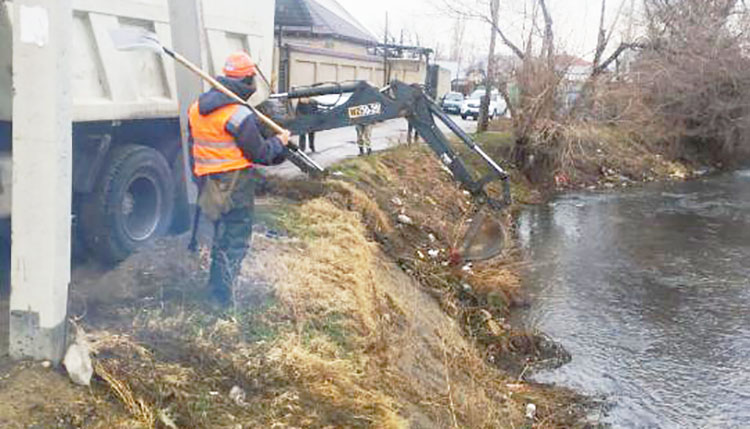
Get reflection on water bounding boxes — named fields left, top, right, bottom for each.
left=517, top=171, right=750, bottom=428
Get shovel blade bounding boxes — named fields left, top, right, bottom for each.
left=458, top=211, right=506, bottom=262
left=109, top=27, right=163, bottom=53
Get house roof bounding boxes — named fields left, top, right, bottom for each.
left=275, top=0, right=378, bottom=45
left=275, top=0, right=314, bottom=27
left=555, top=54, right=592, bottom=68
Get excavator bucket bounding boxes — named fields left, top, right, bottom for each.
left=457, top=210, right=507, bottom=262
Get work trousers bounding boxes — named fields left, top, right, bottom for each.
left=407, top=121, right=419, bottom=144
left=356, top=124, right=372, bottom=155
left=206, top=169, right=255, bottom=305
left=299, top=132, right=316, bottom=152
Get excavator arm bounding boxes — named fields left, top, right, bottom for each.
left=275, top=80, right=511, bottom=210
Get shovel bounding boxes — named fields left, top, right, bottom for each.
left=109, top=27, right=325, bottom=177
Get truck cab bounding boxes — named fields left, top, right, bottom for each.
left=0, top=0, right=275, bottom=263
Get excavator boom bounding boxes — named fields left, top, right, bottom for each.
left=275, top=80, right=511, bottom=210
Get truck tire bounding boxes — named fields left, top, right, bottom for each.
left=80, top=144, right=175, bottom=264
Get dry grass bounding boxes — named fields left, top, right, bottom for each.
left=524, top=119, right=687, bottom=186
left=327, top=180, right=393, bottom=234
left=262, top=198, right=392, bottom=337
left=7, top=144, right=589, bottom=428
left=261, top=334, right=408, bottom=428
left=468, top=261, right=521, bottom=298
left=94, top=361, right=156, bottom=427
left=303, top=147, right=586, bottom=426
left=242, top=188, right=574, bottom=427
left=480, top=91, right=693, bottom=189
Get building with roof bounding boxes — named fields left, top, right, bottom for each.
left=274, top=0, right=385, bottom=91
left=273, top=0, right=447, bottom=96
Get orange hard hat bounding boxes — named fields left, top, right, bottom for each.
left=223, top=51, right=256, bottom=78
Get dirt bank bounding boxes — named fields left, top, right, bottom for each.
left=479, top=120, right=716, bottom=200
left=0, top=142, right=591, bottom=428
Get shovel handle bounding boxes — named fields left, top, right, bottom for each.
left=165, top=47, right=287, bottom=135
left=161, top=46, right=325, bottom=175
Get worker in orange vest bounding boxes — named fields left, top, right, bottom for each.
left=189, top=51, right=291, bottom=307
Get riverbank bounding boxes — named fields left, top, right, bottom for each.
left=2, top=118, right=717, bottom=427
left=477, top=119, right=718, bottom=203
left=0, top=141, right=590, bottom=428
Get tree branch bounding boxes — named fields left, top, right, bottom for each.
left=485, top=17, right=526, bottom=60
left=593, top=0, right=608, bottom=69
left=538, top=0, right=555, bottom=64
left=592, top=42, right=648, bottom=75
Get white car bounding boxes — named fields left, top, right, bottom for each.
left=460, top=89, right=507, bottom=121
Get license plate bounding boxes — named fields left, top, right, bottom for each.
left=348, top=103, right=382, bottom=119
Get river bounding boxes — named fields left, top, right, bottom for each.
left=517, top=171, right=750, bottom=428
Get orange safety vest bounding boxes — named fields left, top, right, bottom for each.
left=188, top=102, right=253, bottom=177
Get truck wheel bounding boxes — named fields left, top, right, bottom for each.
left=80, top=145, right=175, bottom=264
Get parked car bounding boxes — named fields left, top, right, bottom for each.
left=440, top=92, right=464, bottom=114
left=460, top=89, right=507, bottom=121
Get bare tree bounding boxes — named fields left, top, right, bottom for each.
left=478, top=0, right=500, bottom=132
left=441, top=0, right=674, bottom=175
left=570, top=0, right=643, bottom=118
left=450, top=17, right=467, bottom=63
left=442, top=0, right=561, bottom=163
left=636, top=0, right=750, bottom=161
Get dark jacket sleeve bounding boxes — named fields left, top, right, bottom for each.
left=186, top=122, right=199, bottom=183
left=227, top=108, right=287, bottom=166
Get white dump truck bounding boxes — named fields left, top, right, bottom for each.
left=0, top=0, right=276, bottom=262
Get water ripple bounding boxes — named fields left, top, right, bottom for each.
left=518, top=172, right=750, bottom=427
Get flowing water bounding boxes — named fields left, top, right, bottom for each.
left=517, top=171, right=750, bottom=428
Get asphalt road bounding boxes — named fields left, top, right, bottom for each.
left=260, top=113, right=478, bottom=178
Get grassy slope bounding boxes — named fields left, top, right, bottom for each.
left=2, top=141, right=590, bottom=428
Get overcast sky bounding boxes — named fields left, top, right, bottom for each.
left=335, top=0, right=641, bottom=63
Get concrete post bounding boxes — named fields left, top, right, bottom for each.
left=167, top=0, right=205, bottom=205
left=9, top=0, right=73, bottom=363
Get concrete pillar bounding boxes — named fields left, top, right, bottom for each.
left=167, top=0, right=205, bottom=205
left=9, top=0, right=72, bottom=363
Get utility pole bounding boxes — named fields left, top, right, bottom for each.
left=478, top=0, right=499, bottom=132
left=277, top=25, right=289, bottom=93
left=383, top=12, right=389, bottom=86
left=9, top=0, right=73, bottom=363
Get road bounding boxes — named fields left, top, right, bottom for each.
left=260, top=114, right=478, bottom=178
